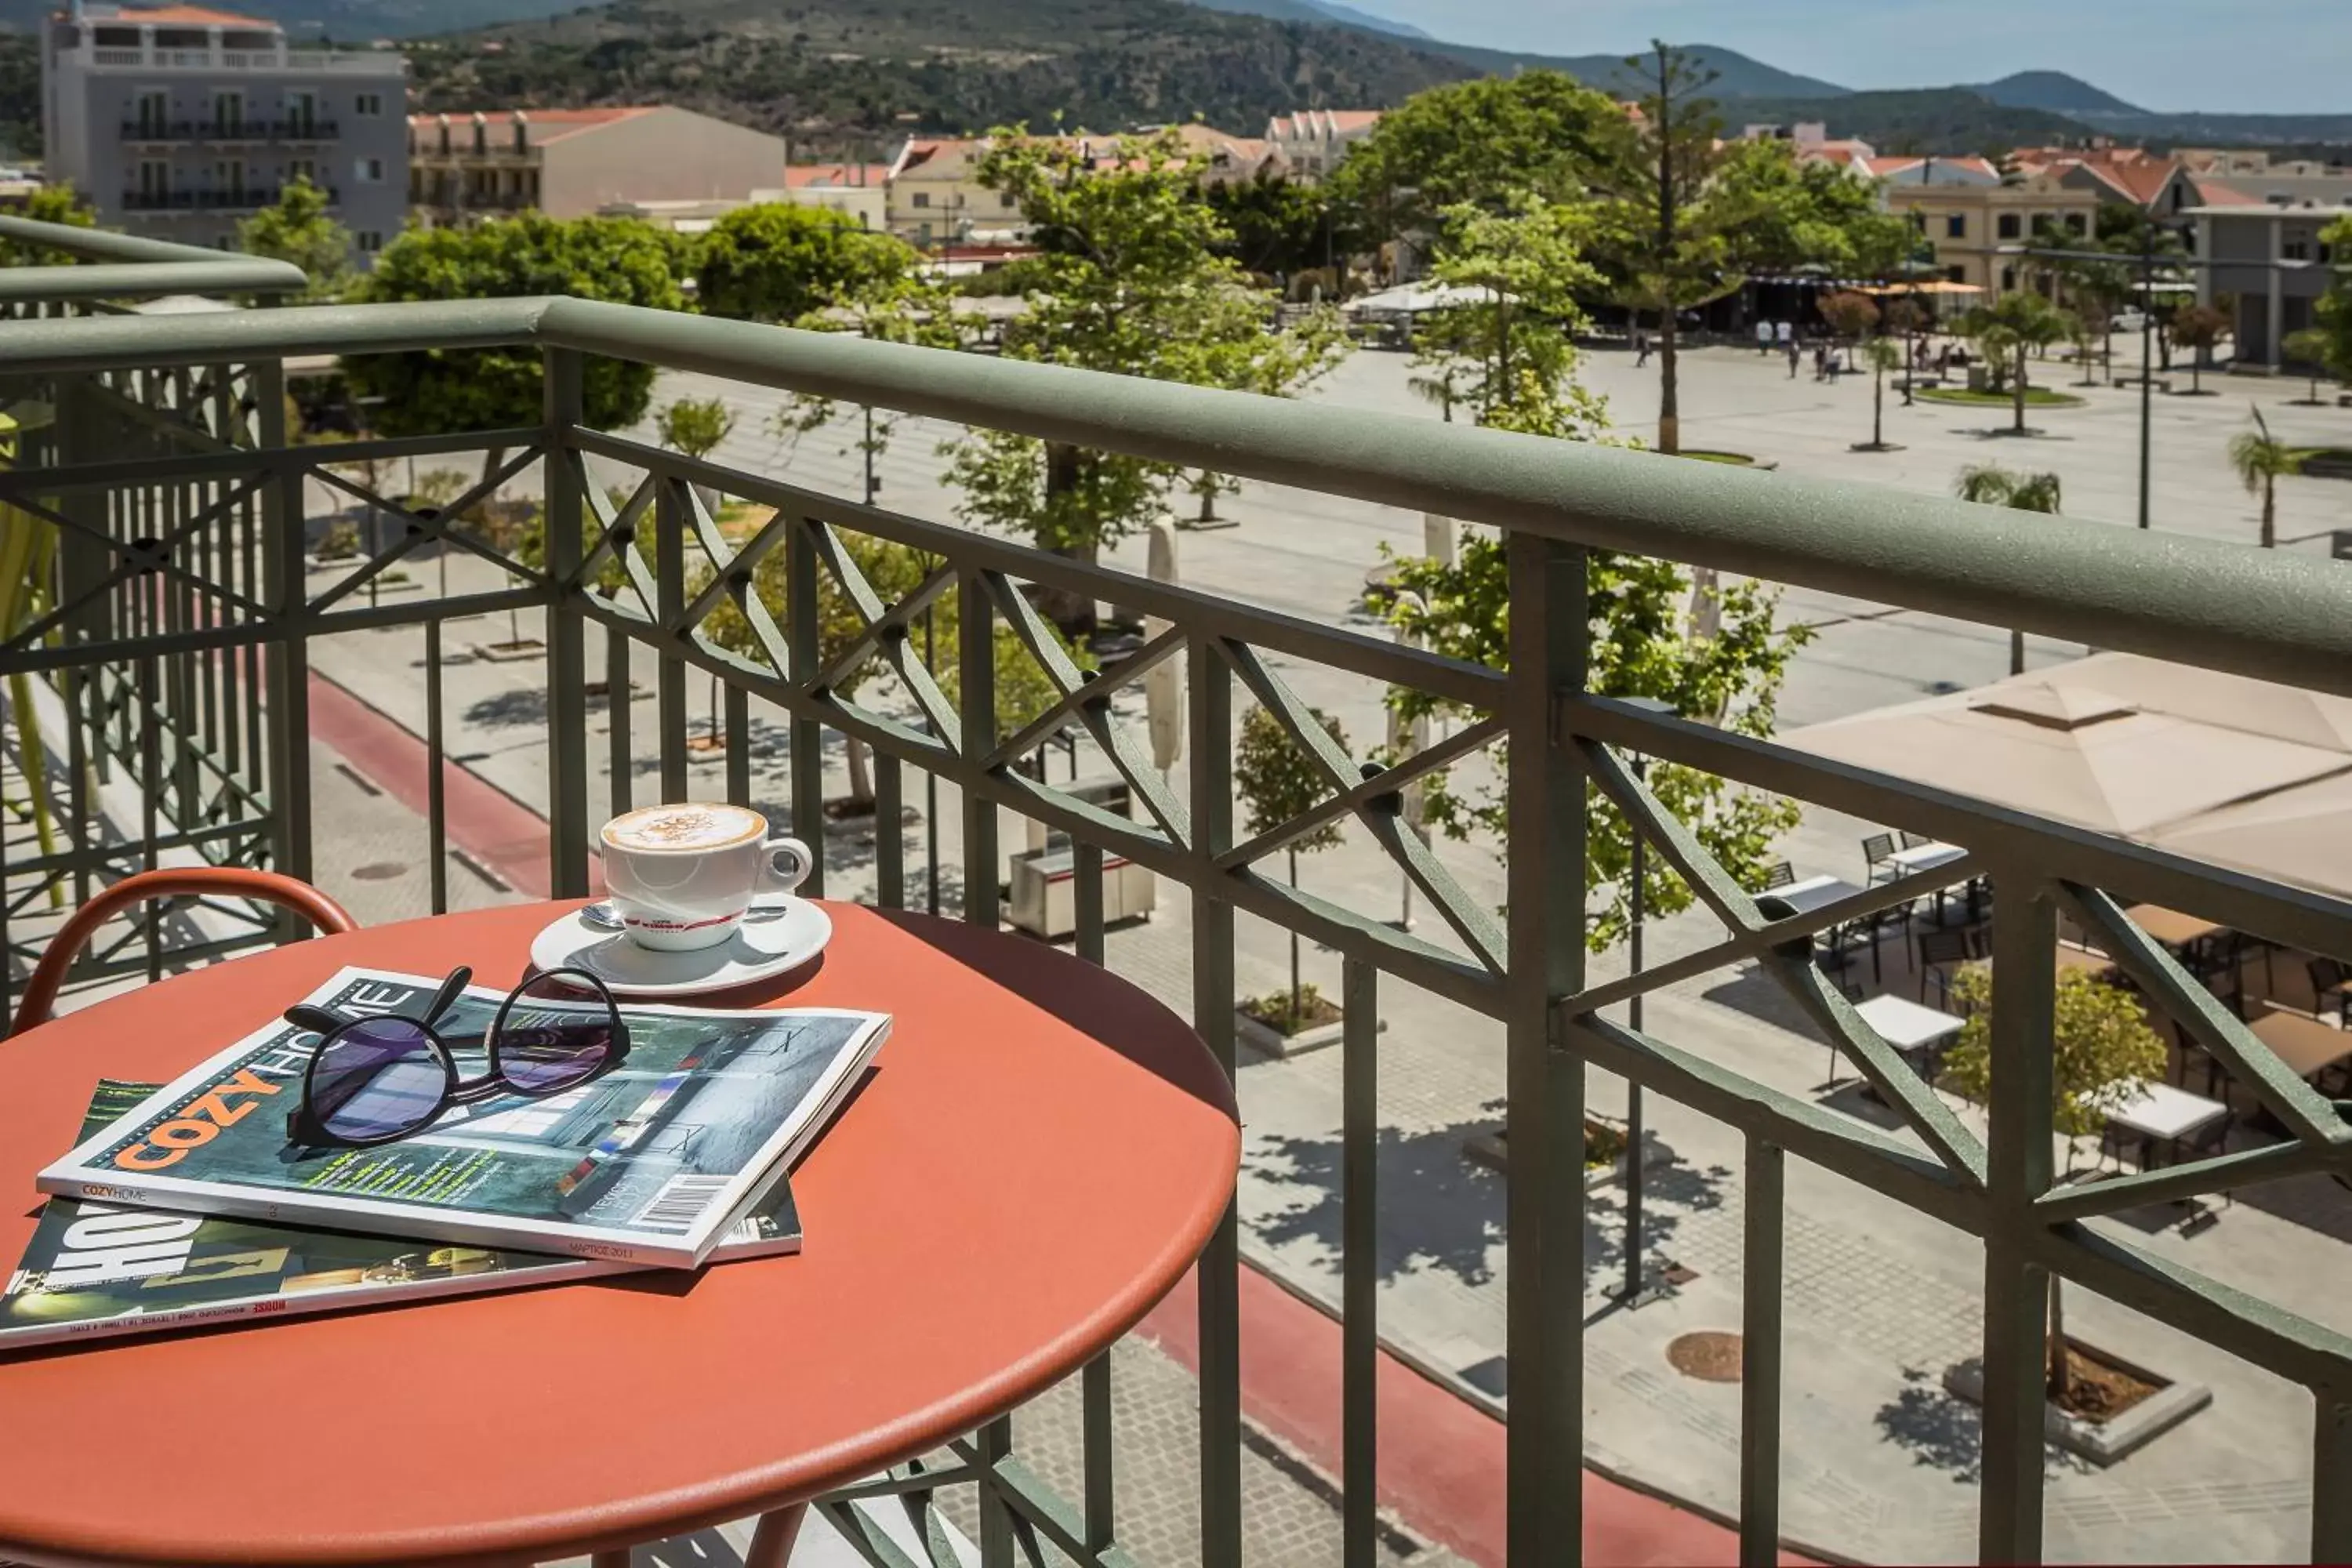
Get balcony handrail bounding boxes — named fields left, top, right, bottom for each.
left=0, top=216, right=306, bottom=303
left=0, top=292, right=2347, bottom=699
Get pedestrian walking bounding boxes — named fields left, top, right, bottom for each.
left=1786, top=336, right=1802, bottom=378
left=1634, top=329, right=1651, bottom=368
left=1756, top=319, right=1773, bottom=355
left=1775, top=320, right=1793, bottom=350
left=1813, top=344, right=1829, bottom=383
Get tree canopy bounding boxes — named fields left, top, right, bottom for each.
left=345, top=215, right=688, bottom=437
left=695, top=201, right=909, bottom=325
left=1413, top=196, right=1611, bottom=441
left=1712, top=139, right=1921, bottom=281
left=1942, top=967, right=2167, bottom=1139
left=235, top=176, right=353, bottom=302
left=0, top=183, right=94, bottom=266
left=944, top=129, right=1345, bottom=587
left=2314, top=216, right=2352, bottom=386
left=1332, top=70, right=1621, bottom=245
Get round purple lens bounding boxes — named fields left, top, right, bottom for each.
left=494, top=973, right=616, bottom=1093
left=311, top=1018, right=448, bottom=1142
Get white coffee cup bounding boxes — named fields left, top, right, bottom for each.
left=599, top=803, right=812, bottom=953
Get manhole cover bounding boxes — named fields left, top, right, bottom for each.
left=1666, top=1330, right=1744, bottom=1383
left=350, top=862, right=408, bottom=881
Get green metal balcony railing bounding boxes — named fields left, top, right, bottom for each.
left=3, top=215, right=2352, bottom=1567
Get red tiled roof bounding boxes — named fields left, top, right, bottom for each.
left=92, top=5, right=269, bottom=24
left=782, top=163, right=890, bottom=189
left=2195, top=176, right=2262, bottom=205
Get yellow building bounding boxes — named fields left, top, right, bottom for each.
left=1871, top=159, right=2101, bottom=295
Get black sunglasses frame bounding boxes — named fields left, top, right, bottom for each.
left=284, top=964, right=630, bottom=1149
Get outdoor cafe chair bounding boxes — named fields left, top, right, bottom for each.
left=2309, top=957, right=2350, bottom=1026
left=1860, top=833, right=1897, bottom=884
left=9, top=869, right=357, bottom=1036
left=1917, top=927, right=1974, bottom=1008
left=1899, top=830, right=1934, bottom=850
left=1764, top=860, right=1797, bottom=891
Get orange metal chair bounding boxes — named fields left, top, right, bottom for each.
left=11, top=868, right=356, bottom=1036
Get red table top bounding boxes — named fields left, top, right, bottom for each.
left=0, top=902, right=1239, bottom=1568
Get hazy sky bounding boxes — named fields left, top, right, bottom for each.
left=1348, top=0, right=2351, bottom=114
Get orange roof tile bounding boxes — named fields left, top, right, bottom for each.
left=782, top=163, right=890, bottom=189
left=94, top=5, right=270, bottom=24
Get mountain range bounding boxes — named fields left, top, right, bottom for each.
left=2, top=0, right=2347, bottom=158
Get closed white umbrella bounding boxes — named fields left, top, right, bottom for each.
left=1145, top=517, right=1184, bottom=775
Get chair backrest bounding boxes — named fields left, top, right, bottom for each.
left=1765, top=861, right=1796, bottom=890
left=2311, top=956, right=2347, bottom=994
left=10, top=869, right=357, bottom=1036
left=1899, top=830, right=1933, bottom=849
left=1860, top=833, right=1896, bottom=866
left=1919, top=929, right=1973, bottom=967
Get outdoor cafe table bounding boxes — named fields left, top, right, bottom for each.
left=1845, top=993, right=1966, bottom=1093
left=2122, top=905, right=2225, bottom=948
left=0, top=901, right=1240, bottom=1568
left=2249, top=1004, right=2352, bottom=1080
left=2105, top=1080, right=2230, bottom=1171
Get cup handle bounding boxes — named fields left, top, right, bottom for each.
left=760, top=836, right=813, bottom=898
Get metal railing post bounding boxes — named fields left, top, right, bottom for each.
left=252, top=350, right=311, bottom=906
left=1979, top=874, right=2057, bottom=1564
left=542, top=348, right=590, bottom=898
left=1188, top=635, right=1242, bottom=1566
left=1507, top=532, right=1588, bottom=1565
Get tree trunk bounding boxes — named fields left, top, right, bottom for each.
left=1872, top=362, right=1886, bottom=447
left=2262, top=481, right=2276, bottom=550
left=2046, top=1276, right=2069, bottom=1403
left=1288, top=846, right=1302, bottom=1025
left=1658, top=316, right=1682, bottom=456
left=2013, top=346, right=2030, bottom=434
left=1036, top=442, right=1099, bottom=638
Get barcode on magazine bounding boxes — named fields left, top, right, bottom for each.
left=631, top=1174, right=731, bottom=1232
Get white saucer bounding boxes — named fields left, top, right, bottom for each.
left=528, top=900, right=833, bottom=999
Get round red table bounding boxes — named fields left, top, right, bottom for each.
left=0, top=902, right=1239, bottom=1568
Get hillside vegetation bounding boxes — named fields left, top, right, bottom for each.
left=408, top=0, right=1475, bottom=138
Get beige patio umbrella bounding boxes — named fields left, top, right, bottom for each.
left=1145, top=518, right=1184, bottom=775
left=2028, top=652, right=2352, bottom=754
left=2149, top=770, right=2352, bottom=901
left=1784, top=677, right=2352, bottom=838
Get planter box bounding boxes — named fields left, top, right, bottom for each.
left=1236, top=1006, right=1356, bottom=1058
left=1943, top=1341, right=2211, bottom=1465
left=1461, top=1116, right=1660, bottom=1191
left=471, top=639, right=546, bottom=665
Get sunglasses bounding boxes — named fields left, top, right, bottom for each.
left=284, top=965, right=630, bottom=1148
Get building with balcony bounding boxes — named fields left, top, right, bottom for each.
left=38, top=2, right=407, bottom=262
left=1872, top=160, right=2103, bottom=293
left=2190, top=199, right=2349, bottom=372
left=405, top=106, right=789, bottom=227
left=1264, top=109, right=1381, bottom=182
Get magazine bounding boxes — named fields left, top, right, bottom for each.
left=37, top=967, right=888, bottom=1269
left=2, top=1079, right=801, bottom=1352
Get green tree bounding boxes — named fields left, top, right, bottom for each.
left=1592, top=42, right=1758, bottom=456
left=1330, top=71, right=1621, bottom=260
left=2228, top=405, right=2310, bottom=550
left=1233, top=703, right=1351, bottom=1025
left=2169, top=303, right=2230, bottom=393
left=656, top=395, right=735, bottom=463
left=346, top=215, right=688, bottom=489
left=2281, top=326, right=2338, bottom=405
left=234, top=176, right=352, bottom=302
left=1953, top=464, right=2063, bottom=673
left=0, top=183, right=95, bottom=265
left=1381, top=540, right=1809, bottom=949
left=1858, top=336, right=1903, bottom=451
left=1959, top=291, right=2078, bottom=434
left=1411, top=196, right=1611, bottom=441
left=1940, top=964, right=2167, bottom=1401
left=2315, top=217, right=2352, bottom=387
left=1206, top=171, right=1360, bottom=289
left=1711, top=139, right=1918, bottom=281
left=944, top=129, right=1346, bottom=632
left=695, top=202, right=894, bottom=325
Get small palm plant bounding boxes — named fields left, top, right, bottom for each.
left=1955, top=464, right=2063, bottom=673
left=2227, top=405, right=2308, bottom=550
left=2281, top=327, right=2337, bottom=405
